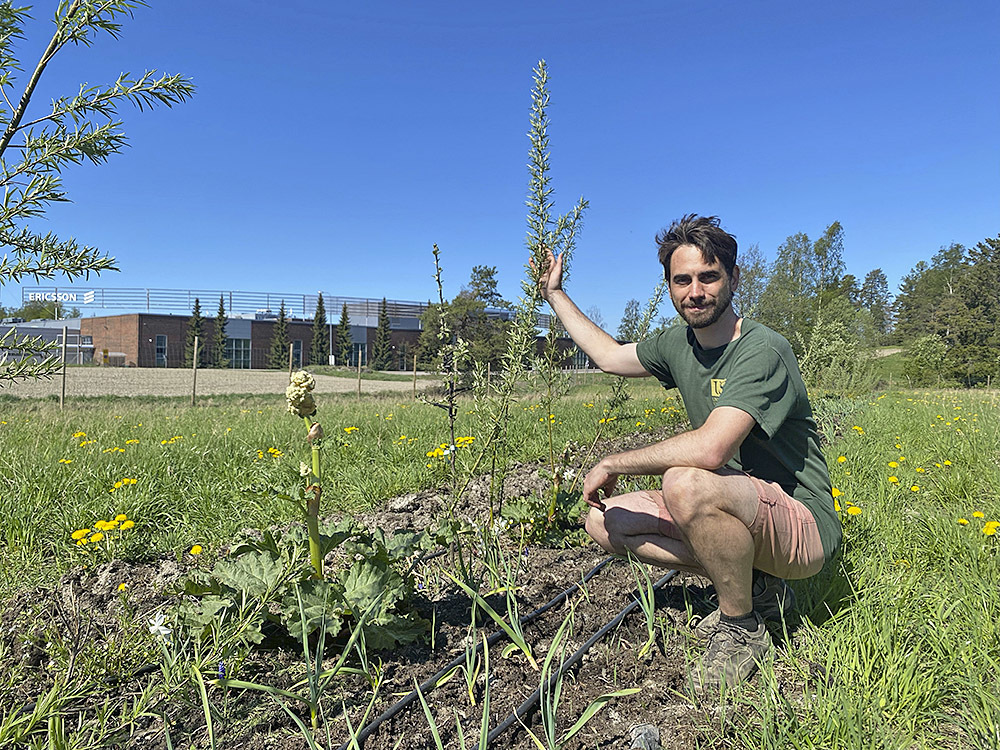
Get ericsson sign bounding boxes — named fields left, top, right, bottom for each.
left=26, top=290, right=96, bottom=304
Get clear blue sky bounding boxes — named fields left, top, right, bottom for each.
left=5, top=0, right=999, bottom=327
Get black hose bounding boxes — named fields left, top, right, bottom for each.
left=483, top=569, right=679, bottom=747
left=338, top=555, right=617, bottom=750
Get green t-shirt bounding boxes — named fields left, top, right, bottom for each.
left=635, top=319, right=842, bottom=559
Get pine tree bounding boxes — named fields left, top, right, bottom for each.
left=336, top=303, right=353, bottom=366
left=214, top=295, right=229, bottom=368
left=184, top=298, right=207, bottom=368
left=0, top=3, right=193, bottom=385
left=311, top=293, right=329, bottom=366
left=372, top=298, right=393, bottom=370
left=269, top=301, right=290, bottom=369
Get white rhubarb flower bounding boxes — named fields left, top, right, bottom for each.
left=286, top=370, right=318, bottom=416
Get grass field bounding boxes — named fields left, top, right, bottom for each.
left=1, top=377, right=998, bottom=748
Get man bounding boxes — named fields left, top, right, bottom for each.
left=537, top=214, right=841, bottom=692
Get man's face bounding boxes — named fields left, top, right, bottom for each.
left=667, top=244, right=737, bottom=329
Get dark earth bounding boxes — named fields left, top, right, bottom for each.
left=2, top=428, right=835, bottom=749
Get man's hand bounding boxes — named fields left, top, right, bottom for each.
left=531, top=246, right=563, bottom=302
left=582, top=461, right=619, bottom=511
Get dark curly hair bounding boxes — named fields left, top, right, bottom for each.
left=655, top=214, right=738, bottom=279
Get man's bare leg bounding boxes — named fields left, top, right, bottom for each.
left=585, top=468, right=760, bottom=617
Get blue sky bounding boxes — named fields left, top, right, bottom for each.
left=4, top=0, right=998, bottom=327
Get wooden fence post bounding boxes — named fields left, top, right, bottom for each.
left=191, top=335, right=199, bottom=407
left=412, top=354, right=417, bottom=398
left=60, top=326, right=68, bottom=410
left=288, top=343, right=294, bottom=380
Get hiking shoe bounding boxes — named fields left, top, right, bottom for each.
left=692, top=617, right=773, bottom=694
left=692, top=572, right=795, bottom=639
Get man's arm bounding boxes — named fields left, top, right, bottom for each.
left=536, top=248, right=650, bottom=377
left=582, top=406, right=757, bottom=508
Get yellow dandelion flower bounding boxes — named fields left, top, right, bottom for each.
left=89, top=532, right=105, bottom=543
left=58, top=458, right=73, bottom=464
left=72, top=431, right=86, bottom=438
left=910, top=485, right=919, bottom=492
left=837, top=456, right=846, bottom=463
left=118, top=582, right=128, bottom=591
left=957, top=518, right=969, bottom=525
left=983, top=522, right=999, bottom=537
left=126, top=439, right=139, bottom=444
left=190, top=544, right=203, bottom=555
left=834, top=499, right=842, bottom=512
left=71, top=528, right=90, bottom=540
left=888, top=461, right=898, bottom=468
left=943, top=460, right=952, bottom=466
left=972, top=511, right=985, bottom=519
left=120, top=520, right=135, bottom=530
left=846, top=506, right=862, bottom=516
left=344, top=426, right=358, bottom=433
left=888, top=476, right=899, bottom=484
left=915, top=467, right=925, bottom=473
left=832, top=487, right=842, bottom=498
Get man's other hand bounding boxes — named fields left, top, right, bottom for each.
left=582, top=461, right=618, bottom=510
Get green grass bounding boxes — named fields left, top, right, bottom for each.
left=2, top=383, right=998, bottom=748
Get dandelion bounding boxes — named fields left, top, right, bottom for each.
left=837, top=456, right=847, bottom=463
left=846, top=506, right=862, bottom=516
left=957, top=518, right=969, bottom=525
left=972, top=511, right=985, bottom=519
left=888, top=476, right=899, bottom=484
left=89, top=532, right=105, bottom=543
left=834, top=499, right=842, bottom=512
left=983, top=522, right=999, bottom=536
left=910, top=485, right=920, bottom=492
left=915, top=467, right=925, bottom=473
left=118, top=582, right=128, bottom=592
left=71, top=529, right=90, bottom=540
left=344, top=426, right=358, bottom=433
left=58, top=458, right=72, bottom=465
left=832, top=487, right=842, bottom=498
left=72, top=431, right=86, bottom=438
left=943, top=460, right=952, bottom=466
left=888, top=461, right=898, bottom=468
left=190, top=544, right=203, bottom=555
left=125, top=439, right=139, bottom=444
left=120, top=520, right=135, bottom=530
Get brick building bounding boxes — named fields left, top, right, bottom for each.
left=80, top=312, right=421, bottom=369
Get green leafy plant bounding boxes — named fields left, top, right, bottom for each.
left=174, top=520, right=429, bottom=652
left=626, top=551, right=657, bottom=658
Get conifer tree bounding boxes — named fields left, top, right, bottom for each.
left=0, top=3, right=193, bottom=385
left=372, top=298, right=393, bottom=370
left=336, top=303, right=353, bottom=366
left=311, top=293, right=329, bottom=366
left=184, top=298, right=207, bottom=367
left=269, top=301, right=290, bottom=369
left=214, top=295, right=229, bottom=368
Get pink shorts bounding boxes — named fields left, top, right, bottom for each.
left=655, top=475, right=825, bottom=580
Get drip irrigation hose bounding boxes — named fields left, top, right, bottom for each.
left=483, top=569, right=679, bottom=747
left=337, top=555, right=617, bottom=750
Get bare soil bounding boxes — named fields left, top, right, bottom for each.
left=2, top=367, right=434, bottom=399
left=1, top=431, right=821, bottom=749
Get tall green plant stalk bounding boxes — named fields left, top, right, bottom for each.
left=287, top=371, right=324, bottom=578
left=470, top=59, right=587, bottom=526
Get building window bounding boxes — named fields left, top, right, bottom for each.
left=292, top=339, right=302, bottom=368
left=155, top=335, right=167, bottom=367
left=225, top=338, right=251, bottom=369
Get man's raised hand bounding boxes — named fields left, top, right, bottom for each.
left=531, top=246, right=564, bottom=302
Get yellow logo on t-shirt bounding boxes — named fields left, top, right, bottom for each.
left=711, top=378, right=726, bottom=399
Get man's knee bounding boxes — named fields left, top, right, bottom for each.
left=585, top=507, right=617, bottom=553
left=661, top=466, right=715, bottom=525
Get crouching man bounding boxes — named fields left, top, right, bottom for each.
left=537, top=214, right=841, bottom=692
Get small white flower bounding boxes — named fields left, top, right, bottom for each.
left=149, top=611, right=172, bottom=641
left=299, top=461, right=311, bottom=477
